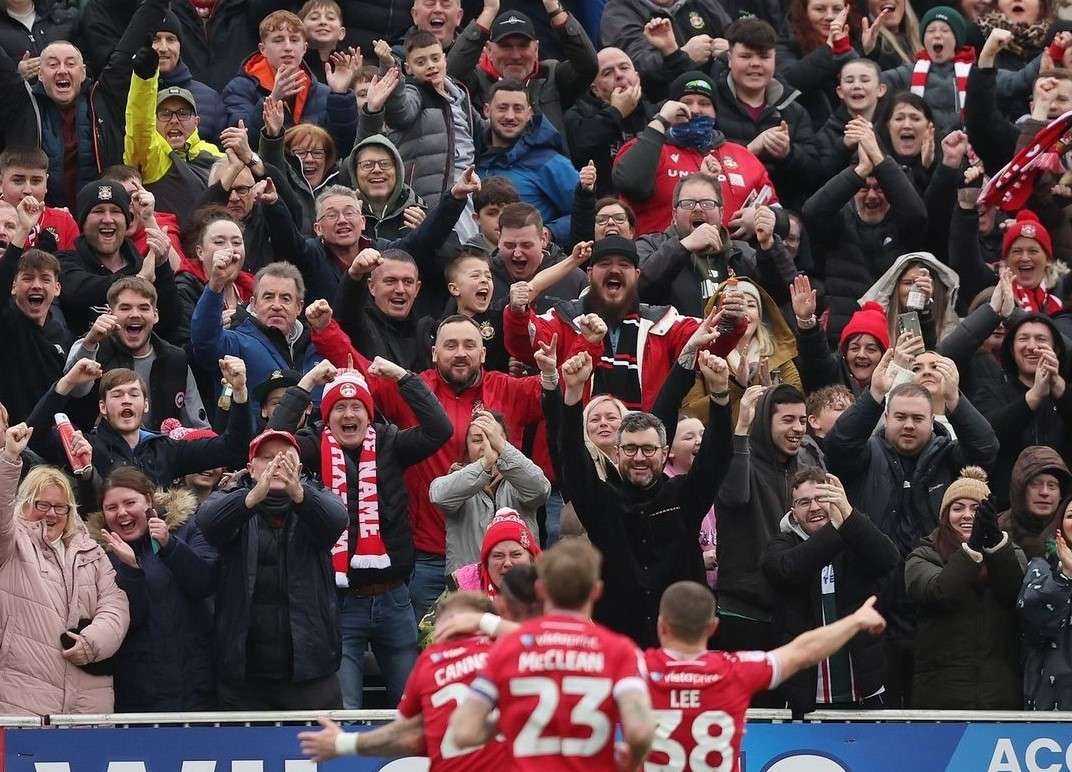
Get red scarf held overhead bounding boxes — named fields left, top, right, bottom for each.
left=178, top=256, right=255, bottom=301
left=322, top=425, right=389, bottom=588
left=910, top=46, right=975, bottom=118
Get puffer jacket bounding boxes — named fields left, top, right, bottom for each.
left=87, top=488, right=217, bottom=712
left=338, top=134, right=428, bottom=244
left=171, top=0, right=267, bottom=93
left=124, top=69, right=224, bottom=227
left=999, top=446, right=1072, bottom=560
left=1019, top=553, right=1072, bottom=710
left=476, top=114, right=578, bottom=245
left=0, top=0, right=77, bottom=65
left=906, top=531, right=1026, bottom=709
left=160, top=62, right=225, bottom=145
left=0, top=455, right=130, bottom=716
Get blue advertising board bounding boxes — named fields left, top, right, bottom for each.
left=8, top=720, right=1072, bottom=772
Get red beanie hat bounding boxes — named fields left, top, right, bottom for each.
left=480, top=508, right=541, bottom=567
left=1002, top=210, right=1052, bottom=260
left=839, top=301, right=890, bottom=351
left=320, top=369, right=374, bottom=422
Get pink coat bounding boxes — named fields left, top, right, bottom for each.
left=0, top=457, right=130, bottom=715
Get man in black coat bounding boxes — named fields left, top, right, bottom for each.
left=268, top=357, right=452, bottom=709
left=762, top=468, right=900, bottom=716
left=196, top=427, right=348, bottom=710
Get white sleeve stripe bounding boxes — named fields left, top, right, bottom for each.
left=767, top=651, right=784, bottom=690
left=614, top=676, right=649, bottom=698
left=469, top=679, right=498, bottom=706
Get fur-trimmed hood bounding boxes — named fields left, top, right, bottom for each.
left=87, top=487, right=199, bottom=548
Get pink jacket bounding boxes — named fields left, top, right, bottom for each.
left=0, top=457, right=130, bottom=715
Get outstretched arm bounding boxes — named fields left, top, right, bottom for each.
left=771, top=596, right=886, bottom=683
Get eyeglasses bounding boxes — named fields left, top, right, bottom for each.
left=157, top=108, right=195, bottom=122
left=293, top=149, right=326, bottom=160
left=357, top=159, right=393, bottom=172
left=231, top=185, right=253, bottom=197
left=619, top=444, right=662, bottom=458
left=318, top=207, right=361, bottom=223
left=676, top=198, right=721, bottom=210
left=595, top=213, right=629, bottom=225
left=792, top=497, right=823, bottom=509
left=32, top=500, right=70, bottom=515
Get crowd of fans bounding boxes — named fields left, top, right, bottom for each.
left=3, top=0, right=1072, bottom=719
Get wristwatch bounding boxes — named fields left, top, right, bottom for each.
left=246, top=152, right=262, bottom=169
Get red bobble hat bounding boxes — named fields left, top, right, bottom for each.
left=839, top=301, right=890, bottom=351
left=1002, top=210, right=1053, bottom=259
left=477, top=509, right=542, bottom=596
left=320, top=370, right=374, bottom=422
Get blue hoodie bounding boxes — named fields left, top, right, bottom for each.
left=476, top=114, right=578, bottom=245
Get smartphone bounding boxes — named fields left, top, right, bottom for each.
left=897, top=311, right=923, bottom=341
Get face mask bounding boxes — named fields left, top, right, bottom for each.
left=667, top=114, right=718, bottom=152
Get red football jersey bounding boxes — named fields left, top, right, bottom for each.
left=397, top=634, right=506, bottom=772
left=643, top=648, right=781, bottom=772
left=469, top=613, right=649, bottom=772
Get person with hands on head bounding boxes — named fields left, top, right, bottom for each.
left=762, top=468, right=900, bottom=715
left=614, top=71, right=781, bottom=237
left=93, top=465, right=217, bottom=711
left=269, top=357, right=452, bottom=709
left=196, top=427, right=348, bottom=710
left=27, top=355, right=252, bottom=488
left=905, top=468, right=1027, bottom=709
left=0, top=422, right=130, bottom=715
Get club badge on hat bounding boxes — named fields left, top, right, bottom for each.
left=99, top=186, right=113, bottom=200
left=340, top=383, right=357, bottom=398
left=1023, top=224, right=1037, bottom=238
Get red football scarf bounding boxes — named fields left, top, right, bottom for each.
left=322, top=424, right=389, bottom=588
left=1014, top=280, right=1063, bottom=315
left=910, top=47, right=974, bottom=118
left=980, top=110, right=1072, bottom=211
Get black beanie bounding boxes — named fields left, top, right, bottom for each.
left=77, top=181, right=132, bottom=229
left=157, top=11, right=182, bottom=42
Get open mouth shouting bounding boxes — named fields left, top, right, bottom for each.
left=113, top=512, right=140, bottom=538
left=95, top=223, right=120, bottom=248
left=165, top=127, right=186, bottom=144
left=121, top=320, right=147, bottom=344
left=602, top=274, right=626, bottom=299
left=26, top=290, right=47, bottom=313
left=52, top=73, right=74, bottom=98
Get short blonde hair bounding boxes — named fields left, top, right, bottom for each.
left=14, top=466, right=80, bottom=541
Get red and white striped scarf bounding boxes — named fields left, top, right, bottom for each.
left=323, top=425, right=390, bottom=588
left=910, top=47, right=975, bottom=118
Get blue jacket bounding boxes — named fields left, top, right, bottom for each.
left=190, top=287, right=322, bottom=407
left=89, top=488, right=217, bottom=711
left=476, top=114, right=578, bottom=244
left=221, top=53, right=357, bottom=153
left=161, top=62, right=226, bottom=145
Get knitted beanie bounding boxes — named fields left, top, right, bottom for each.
left=940, top=466, right=991, bottom=516
left=1002, top=210, right=1053, bottom=260
left=156, top=11, right=183, bottom=41
left=839, top=301, right=891, bottom=351
left=480, top=508, right=541, bottom=566
left=76, top=180, right=132, bottom=229
left=320, top=369, right=374, bottom=422
left=920, top=6, right=967, bottom=47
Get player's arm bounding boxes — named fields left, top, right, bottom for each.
left=431, top=611, right=520, bottom=643
left=769, top=596, right=887, bottom=685
left=298, top=715, right=425, bottom=762
left=615, top=685, right=656, bottom=770
left=449, top=689, right=498, bottom=750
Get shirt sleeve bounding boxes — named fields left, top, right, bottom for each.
left=468, top=643, right=505, bottom=706
left=730, top=650, right=781, bottom=693
left=612, top=638, right=650, bottom=699
left=396, top=656, right=425, bottom=718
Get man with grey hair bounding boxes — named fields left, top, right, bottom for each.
left=191, top=259, right=322, bottom=412
left=556, top=321, right=735, bottom=647
left=265, top=171, right=481, bottom=315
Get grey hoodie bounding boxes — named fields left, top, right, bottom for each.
left=338, top=134, right=426, bottom=241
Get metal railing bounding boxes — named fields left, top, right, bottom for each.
left=46, top=710, right=398, bottom=727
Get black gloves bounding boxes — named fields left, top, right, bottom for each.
left=967, top=498, right=1002, bottom=552
left=967, top=508, right=987, bottom=552
left=132, top=43, right=159, bottom=80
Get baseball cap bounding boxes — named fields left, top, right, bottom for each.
left=253, top=369, right=302, bottom=404
left=589, top=235, right=639, bottom=267
left=248, top=429, right=300, bottom=461
left=157, top=86, right=197, bottom=113
left=490, top=11, right=537, bottom=43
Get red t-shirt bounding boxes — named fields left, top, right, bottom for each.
left=643, top=648, right=781, bottom=772
left=397, top=634, right=506, bottom=772
left=469, top=614, right=648, bottom=772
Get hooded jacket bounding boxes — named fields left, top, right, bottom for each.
left=999, top=447, right=1072, bottom=560
left=0, top=455, right=129, bottom=716
left=475, top=114, right=578, bottom=246
left=613, top=125, right=779, bottom=236
left=87, top=488, right=217, bottom=712
left=710, top=67, right=821, bottom=210
left=637, top=223, right=794, bottom=318
left=681, top=280, right=802, bottom=422
left=858, top=251, right=961, bottom=349
left=802, top=157, right=929, bottom=345
left=715, top=384, right=818, bottom=621
left=159, top=62, right=225, bottom=145
left=222, top=52, right=357, bottom=153
left=975, top=313, right=1072, bottom=509
left=1019, top=550, right=1072, bottom=710
left=762, top=508, right=899, bottom=714
left=825, top=387, right=1000, bottom=641
left=196, top=476, right=347, bottom=684
left=339, top=134, right=428, bottom=244
left=905, top=530, right=1026, bottom=709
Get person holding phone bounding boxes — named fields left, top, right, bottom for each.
left=94, top=465, right=218, bottom=711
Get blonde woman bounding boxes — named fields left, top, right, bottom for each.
left=0, top=424, right=129, bottom=716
